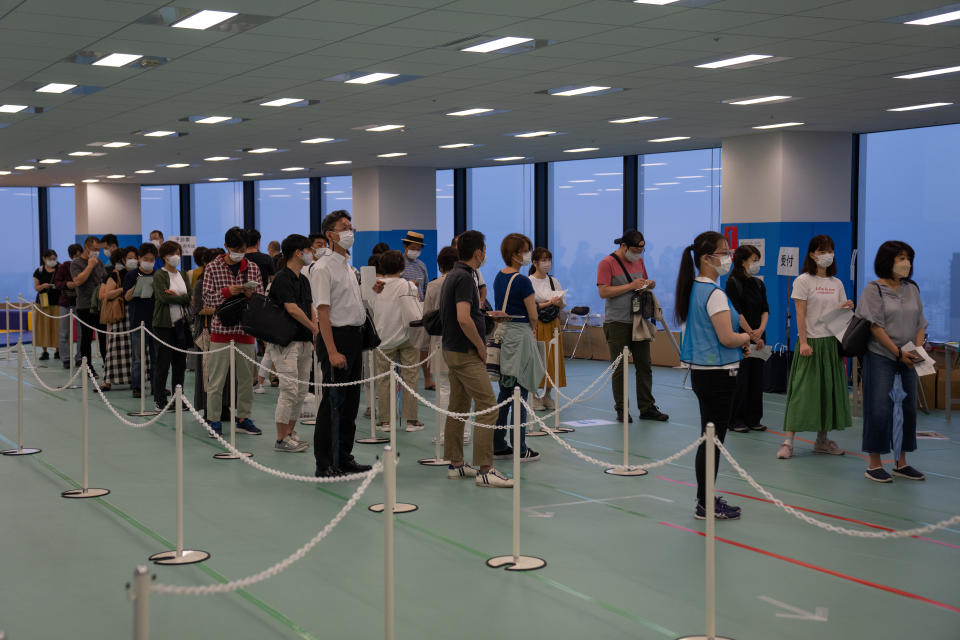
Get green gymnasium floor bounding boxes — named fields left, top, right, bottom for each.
left=1, top=348, right=959, bottom=640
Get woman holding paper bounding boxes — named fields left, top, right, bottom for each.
left=529, top=247, right=566, bottom=411
left=726, top=244, right=769, bottom=433
left=779, top=235, right=852, bottom=459
left=857, top=241, right=928, bottom=482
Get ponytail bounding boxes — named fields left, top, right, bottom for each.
left=673, top=231, right=726, bottom=324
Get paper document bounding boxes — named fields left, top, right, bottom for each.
left=747, top=345, right=773, bottom=361
left=902, top=341, right=937, bottom=377
left=822, top=307, right=854, bottom=341
left=133, top=276, right=154, bottom=299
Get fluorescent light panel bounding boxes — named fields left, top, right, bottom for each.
left=462, top=37, right=532, bottom=53
left=301, top=137, right=334, bottom=144
left=39, top=159, right=62, bottom=164
left=143, top=130, right=176, bottom=137
left=82, top=179, right=99, bottom=183
left=69, top=151, right=94, bottom=156
left=166, top=163, right=189, bottom=168
left=895, top=65, right=960, bottom=79
left=247, top=148, right=277, bottom=154
left=649, top=136, right=690, bottom=142
left=440, top=143, right=474, bottom=148
left=752, top=122, right=804, bottom=129
left=0, top=105, right=28, bottom=113
left=171, top=10, right=238, bottom=30
left=365, top=124, right=404, bottom=132
left=325, top=160, right=351, bottom=165
left=282, top=167, right=306, bottom=171
left=0, top=171, right=10, bottom=175
left=259, top=97, right=303, bottom=107
left=194, top=116, right=232, bottom=124
left=610, top=116, right=658, bottom=123
left=447, top=108, right=493, bottom=116
left=92, top=53, right=143, bottom=67
left=135, top=170, right=155, bottom=174
left=887, top=102, right=952, bottom=111
left=107, top=174, right=125, bottom=179
left=514, top=131, right=556, bottom=138
left=564, top=147, right=599, bottom=153
left=102, top=141, right=130, bottom=148
left=209, top=177, right=229, bottom=182
left=243, top=172, right=263, bottom=177
left=60, top=182, right=74, bottom=186
left=344, top=73, right=398, bottom=85
left=494, top=156, right=525, bottom=161
left=696, top=54, right=771, bottom=69
left=377, top=152, right=407, bottom=158
left=36, top=83, right=76, bottom=94
left=551, top=85, right=610, bottom=97
left=728, top=95, right=791, bottom=105
left=204, top=156, right=231, bottom=162
left=14, top=165, right=35, bottom=170
left=633, top=0, right=681, bottom=4
left=905, top=9, right=960, bottom=25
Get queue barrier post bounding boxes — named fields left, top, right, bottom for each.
left=606, top=346, right=647, bottom=476
left=417, top=398, right=448, bottom=466
left=552, top=327, right=574, bottom=433
left=62, top=358, right=110, bottom=498
left=300, top=350, right=320, bottom=426
left=357, top=350, right=388, bottom=445
left=148, top=386, right=211, bottom=566
left=383, top=446, right=396, bottom=640
left=1, top=338, right=41, bottom=456
left=128, top=565, right=151, bottom=640
left=65, top=310, right=81, bottom=389
left=2, top=296, right=9, bottom=359
left=370, top=369, right=418, bottom=514
left=128, top=323, right=157, bottom=416
left=19, top=295, right=39, bottom=370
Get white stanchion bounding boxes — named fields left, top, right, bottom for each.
left=528, top=329, right=573, bottom=437
left=214, top=340, right=252, bottom=460
left=18, top=295, right=38, bottom=370
left=129, top=324, right=158, bottom=416
left=2, top=296, right=9, bottom=360
left=62, top=359, right=110, bottom=499
left=300, top=350, right=320, bottom=426
left=678, top=423, right=733, bottom=640
left=128, top=565, right=151, bottom=640
left=383, top=445, right=396, bottom=640
left=606, top=346, right=647, bottom=477
left=64, top=311, right=80, bottom=389
left=370, top=370, right=418, bottom=513
left=418, top=401, right=448, bottom=466
left=1, top=338, right=41, bottom=456
left=149, top=386, right=211, bottom=566
left=357, top=350, right=388, bottom=445
left=486, top=387, right=546, bottom=572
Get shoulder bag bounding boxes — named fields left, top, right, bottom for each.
left=610, top=253, right=655, bottom=321
left=241, top=293, right=298, bottom=347
left=486, top=273, right=519, bottom=380
left=537, top=276, right=561, bottom=323
left=99, top=273, right=126, bottom=325
left=361, top=310, right=381, bottom=350
left=839, top=282, right=881, bottom=358
left=215, top=294, right=248, bottom=327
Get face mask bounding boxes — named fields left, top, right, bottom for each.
left=478, top=251, right=486, bottom=268
left=625, top=249, right=644, bottom=263
left=139, top=260, right=154, bottom=272
left=520, top=251, right=532, bottom=266
left=893, top=260, right=911, bottom=279
left=336, top=229, right=354, bottom=250
left=814, top=253, right=834, bottom=269
left=151, top=239, right=161, bottom=249
left=228, top=251, right=245, bottom=263
left=540, top=261, right=552, bottom=273
left=45, top=258, right=58, bottom=268
left=165, top=255, right=180, bottom=268
left=714, top=255, right=732, bottom=276
left=301, top=250, right=313, bottom=266
left=407, top=249, right=421, bottom=261
left=746, top=261, right=761, bottom=276
left=88, top=250, right=99, bottom=260
left=125, top=259, right=139, bottom=271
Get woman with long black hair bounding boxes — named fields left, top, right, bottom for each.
left=726, top=244, right=769, bottom=433
left=675, top=231, right=751, bottom=520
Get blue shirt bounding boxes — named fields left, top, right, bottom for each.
left=493, top=271, right=534, bottom=323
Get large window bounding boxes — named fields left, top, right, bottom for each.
left=467, top=164, right=534, bottom=292
left=0, top=187, right=40, bottom=303
left=549, top=157, right=623, bottom=314
left=48, top=186, right=75, bottom=257
left=321, top=176, right=353, bottom=215
left=255, top=179, right=310, bottom=247
left=140, top=185, right=179, bottom=242
left=436, top=170, right=454, bottom=248
left=641, top=148, right=721, bottom=324
left=859, top=124, right=960, bottom=341
left=192, top=182, right=243, bottom=250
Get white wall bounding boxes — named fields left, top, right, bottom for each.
left=75, top=183, right=142, bottom=235
left=352, top=166, right=436, bottom=231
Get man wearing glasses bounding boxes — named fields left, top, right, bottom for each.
left=596, top=230, right=669, bottom=423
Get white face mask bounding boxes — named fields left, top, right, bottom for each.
left=150, top=239, right=161, bottom=249
left=165, top=255, right=180, bottom=268
left=625, top=249, right=644, bottom=263
left=520, top=251, right=532, bottom=266
left=125, top=259, right=139, bottom=270
left=139, top=260, right=154, bottom=272
left=714, top=255, right=732, bottom=276
left=228, top=251, right=245, bottom=263
left=301, top=250, right=313, bottom=266
left=45, top=258, right=58, bottom=267
left=88, top=249, right=99, bottom=260
left=893, top=260, right=911, bottom=279
left=336, top=229, right=354, bottom=250
left=406, top=248, right=421, bottom=261
left=814, top=253, right=834, bottom=269
left=478, top=250, right=486, bottom=268
left=540, top=261, right=552, bottom=273
left=746, top=261, right=761, bottom=276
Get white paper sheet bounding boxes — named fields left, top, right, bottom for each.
left=822, top=307, right=854, bottom=341
left=747, top=345, right=773, bottom=361
left=902, top=341, right=937, bottom=377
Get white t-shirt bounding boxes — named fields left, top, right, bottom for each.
left=167, top=270, right=188, bottom=323
left=530, top=274, right=564, bottom=304
left=791, top=273, right=847, bottom=339
left=690, top=276, right=739, bottom=371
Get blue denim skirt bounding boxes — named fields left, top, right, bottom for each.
left=861, top=350, right=918, bottom=454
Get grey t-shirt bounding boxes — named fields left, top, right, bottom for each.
left=69, top=256, right=107, bottom=310
left=856, top=279, right=927, bottom=360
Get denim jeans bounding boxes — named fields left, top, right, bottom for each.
left=862, top=350, right=918, bottom=455
left=129, top=327, right=155, bottom=391
left=494, top=381, right=529, bottom=454
left=58, top=306, right=73, bottom=362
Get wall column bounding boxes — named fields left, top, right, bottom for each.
left=74, top=183, right=142, bottom=248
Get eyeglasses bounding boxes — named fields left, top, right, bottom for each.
left=711, top=251, right=733, bottom=258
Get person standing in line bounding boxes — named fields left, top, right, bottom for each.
left=597, top=230, right=669, bottom=423
left=188, top=247, right=215, bottom=412
left=311, top=210, right=373, bottom=477
left=528, top=247, right=566, bottom=411
left=267, top=234, right=318, bottom=453
left=202, top=227, right=264, bottom=437
left=99, top=234, right=119, bottom=276
left=267, top=240, right=281, bottom=261
left=675, top=231, right=749, bottom=520
left=99, top=247, right=139, bottom=391
left=70, top=236, right=108, bottom=376
left=123, top=244, right=157, bottom=399
left=778, top=235, right=852, bottom=459
left=440, top=230, right=513, bottom=487
left=151, top=241, right=192, bottom=411
left=55, top=244, right=81, bottom=369
left=401, top=231, right=434, bottom=391
left=725, top=244, right=769, bottom=433
left=368, top=242, right=390, bottom=268
left=148, top=230, right=165, bottom=270
left=33, top=249, right=61, bottom=361
left=423, top=246, right=464, bottom=444
left=244, top=229, right=275, bottom=288
left=858, top=241, right=928, bottom=482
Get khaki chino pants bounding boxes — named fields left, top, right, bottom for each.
left=442, top=349, right=496, bottom=468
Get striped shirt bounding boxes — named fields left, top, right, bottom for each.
left=402, top=255, right=428, bottom=300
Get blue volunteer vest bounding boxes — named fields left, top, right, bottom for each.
left=680, top=280, right=743, bottom=367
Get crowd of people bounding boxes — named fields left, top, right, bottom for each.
left=29, top=215, right=928, bottom=512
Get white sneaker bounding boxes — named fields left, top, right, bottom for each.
left=289, top=430, right=309, bottom=446
left=530, top=396, right=545, bottom=411
left=253, top=385, right=265, bottom=394
left=405, top=421, right=425, bottom=432
left=476, top=468, right=513, bottom=488
left=275, top=436, right=308, bottom=453
left=447, top=464, right=478, bottom=479
left=376, top=423, right=392, bottom=432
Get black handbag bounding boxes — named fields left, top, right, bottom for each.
left=537, top=276, right=561, bottom=323
left=241, top=293, right=298, bottom=347
left=215, top=294, right=248, bottom=327
left=416, top=309, right=443, bottom=336
left=609, top=253, right=655, bottom=321
left=838, top=283, right=881, bottom=358
left=361, top=310, right=381, bottom=350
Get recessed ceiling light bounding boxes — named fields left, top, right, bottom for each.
left=727, top=95, right=792, bottom=105
left=895, top=65, right=960, bottom=79
left=563, top=147, right=599, bottom=153
left=69, top=151, right=94, bottom=156
left=325, top=160, right=351, bottom=165
left=550, top=86, right=611, bottom=97
left=633, top=0, right=681, bottom=4
left=0, top=105, right=28, bottom=113
left=106, top=174, right=126, bottom=179
left=103, top=141, right=130, bottom=148
left=447, top=108, right=494, bottom=117
left=649, top=136, right=691, bottom=142
left=204, top=156, right=231, bottom=162
left=166, top=163, right=190, bottom=168
left=194, top=116, right=232, bottom=124
left=344, top=72, right=398, bottom=85
left=247, top=148, right=277, bottom=154
left=493, top=156, right=525, bottom=161
left=365, top=124, right=404, bottom=132
left=440, top=143, right=475, bottom=149
left=462, top=36, right=533, bottom=53
left=0, top=171, right=11, bottom=175
left=301, top=137, right=335, bottom=144
left=905, top=9, right=960, bottom=25
left=143, top=130, right=176, bottom=137
left=209, top=177, right=229, bottom=182
left=60, top=182, right=74, bottom=186
left=282, top=167, right=306, bottom=171
left=377, top=152, right=407, bottom=158
left=36, top=83, right=77, bottom=94
left=514, top=131, right=556, bottom=138
left=171, top=10, right=238, bottom=30
left=609, top=116, right=658, bottom=123
left=92, top=53, right=143, bottom=67
left=135, top=169, right=155, bottom=174
left=259, top=97, right=304, bottom=107
left=752, top=122, right=804, bottom=129
left=82, top=178, right=99, bottom=183
left=243, top=172, right=264, bottom=177
left=886, top=102, right=953, bottom=111
left=15, top=165, right=35, bottom=170
left=39, top=158, right=62, bottom=164
left=696, top=54, right=772, bottom=69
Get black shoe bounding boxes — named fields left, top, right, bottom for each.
left=39, top=352, right=49, bottom=361
left=132, top=389, right=141, bottom=398
left=616, top=411, right=634, bottom=424
left=315, top=466, right=343, bottom=478
left=340, top=459, right=372, bottom=473
left=639, top=406, right=669, bottom=422
left=493, top=447, right=514, bottom=459
left=731, top=424, right=750, bottom=433
left=53, top=351, right=60, bottom=360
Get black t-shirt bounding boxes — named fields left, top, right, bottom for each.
left=123, top=268, right=156, bottom=329
left=269, top=266, right=313, bottom=342
left=440, top=262, right=484, bottom=353
left=33, top=267, right=58, bottom=304
left=246, top=252, right=274, bottom=287
left=725, top=275, right=769, bottom=339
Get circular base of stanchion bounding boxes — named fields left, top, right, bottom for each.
left=356, top=437, right=389, bottom=444
left=63, top=385, right=81, bottom=390
left=417, top=457, right=449, bottom=466
left=527, top=427, right=577, bottom=438
left=676, top=635, right=735, bottom=640
left=1, top=448, right=41, bottom=456
left=555, top=426, right=575, bottom=433
left=525, top=430, right=548, bottom=437
left=127, top=410, right=159, bottom=417
left=604, top=467, right=649, bottom=477
left=486, top=555, right=547, bottom=571
left=61, top=487, right=111, bottom=499
left=300, top=417, right=316, bottom=425
left=149, top=549, right=211, bottom=565
left=368, top=502, right=419, bottom=514
left=213, top=451, right=253, bottom=460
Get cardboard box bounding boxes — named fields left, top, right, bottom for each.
left=651, top=330, right=682, bottom=368
left=936, top=368, right=960, bottom=410
left=589, top=326, right=610, bottom=361
left=561, top=325, right=590, bottom=359
left=918, top=371, right=936, bottom=410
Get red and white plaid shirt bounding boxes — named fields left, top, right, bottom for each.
left=202, top=254, right=263, bottom=344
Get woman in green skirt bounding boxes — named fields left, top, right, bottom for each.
left=778, top=235, right=852, bottom=459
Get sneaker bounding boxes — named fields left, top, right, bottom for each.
left=447, top=463, right=478, bottom=479
left=639, top=406, right=669, bottom=421
left=730, top=424, right=750, bottom=433
left=748, top=424, right=768, bottom=431
left=518, top=448, right=540, bottom=462
left=616, top=411, right=634, bottom=424
left=813, top=438, right=844, bottom=455
left=208, top=421, right=222, bottom=439
left=253, top=385, right=265, bottom=394
left=289, top=430, right=309, bottom=446
left=530, top=396, right=545, bottom=411
left=405, top=421, right=425, bottom=432
left=235, top=418, right=262, bottom=435
left=376, top=422, right=392, bottom=432
left=865, top=467, right=893, bottom=483
left=493, top=448, right=513, bottom=460
left=891, top=465, right=925, bottom=481
left=541, top=394, right=555, bottom=410
left=694, top=496, right=742, bottom=520
left=39, top=351, right=49, bottom=361
left=476, top=468, right=513, bottom=488
left=776, top=442, right=793, bottom=459
left=275, top=437, right=308, bottom=453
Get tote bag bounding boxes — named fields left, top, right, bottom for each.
left=486, top=273, right=519, bottom=380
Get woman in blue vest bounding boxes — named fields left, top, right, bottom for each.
left=675, top=231, right=752, bottom=520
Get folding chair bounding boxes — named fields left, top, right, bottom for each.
left=561, top=306, right=591, bottom=360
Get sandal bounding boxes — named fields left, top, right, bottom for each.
left=776, top=442, right=793, bottom=459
